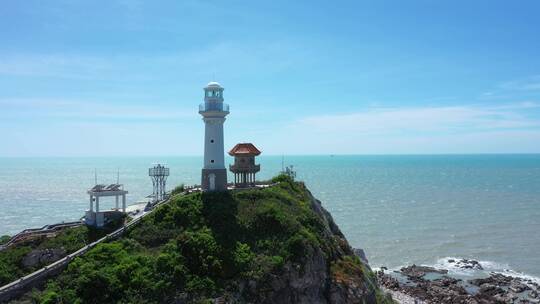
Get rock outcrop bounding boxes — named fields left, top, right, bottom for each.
left=234, top=189, right=384, bottom=304
left=21, top=248, right=66, bottom=268
left=377, top=265, right=540, bottom=304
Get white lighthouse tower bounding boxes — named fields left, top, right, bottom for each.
left=199, top=81, right=229, bottom=191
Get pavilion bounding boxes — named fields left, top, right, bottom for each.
left=228, top=143, right=261, bottom=187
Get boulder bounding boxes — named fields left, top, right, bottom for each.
left=400, top=264, right=448, bottom=279
left=448, top=258, right=484, bottom=270
left=22, top=248, right=66, bottom=268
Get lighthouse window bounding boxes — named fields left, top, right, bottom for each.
left=210, top=139, right=214, bottom=143
left=211, top=160, right=215, bottom=163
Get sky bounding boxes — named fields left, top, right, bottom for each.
left=1, top=0, right=540, bottom=156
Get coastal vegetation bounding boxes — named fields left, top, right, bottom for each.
left=170, top=184, right=185, bottom=196
left=0, top=220, right=123, bottom=287
left=8, top=175, right=392, bottom=303
left=0, top=235, right=9, bottom=245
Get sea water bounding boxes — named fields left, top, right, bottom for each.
left=0, top=155, right=539, bottom=281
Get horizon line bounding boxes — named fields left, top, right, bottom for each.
left=1, top=152, right=540, bottom=158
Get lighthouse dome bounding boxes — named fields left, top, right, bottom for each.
left=206, top=81, right=222, bottom=88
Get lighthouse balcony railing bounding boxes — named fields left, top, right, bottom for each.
left=229, top=164, right=260, bottom=173
left=199, top=103, right=229, bottom=112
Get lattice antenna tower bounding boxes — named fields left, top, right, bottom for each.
left=149, top=164, right=170, bottom=202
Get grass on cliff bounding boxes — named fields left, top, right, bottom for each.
left=30, top=175, right=389, bottom=304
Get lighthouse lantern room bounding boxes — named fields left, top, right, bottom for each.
left=199, top=81, right=229, bottom=191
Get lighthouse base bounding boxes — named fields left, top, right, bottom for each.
left=201, top=168, right=228, bottom=192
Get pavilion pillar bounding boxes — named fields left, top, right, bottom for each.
left=89, top=195, right=93, bottom=212
left=122, top=194, right=126, bottom=212
left=115, top=196, right=119, bottom=210
left=96, top=196, right=100, bottom=212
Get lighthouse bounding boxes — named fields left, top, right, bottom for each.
left=199, top=81, right=229, bottom=191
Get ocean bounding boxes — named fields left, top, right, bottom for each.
left=1, top=155, right=539, bottom=282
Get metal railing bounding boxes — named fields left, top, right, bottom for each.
left=0, top=221, right=83, bottom=251
left=199, top=102, right=229, bottom=112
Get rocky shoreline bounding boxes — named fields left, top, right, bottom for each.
left=375, top=259, right=540, bottom=304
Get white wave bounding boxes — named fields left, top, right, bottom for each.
left=496, top=268, right=540, bottom=286
left=379, top=257, right=540, bottom=287
left=433, top=257, right=540, bottom=285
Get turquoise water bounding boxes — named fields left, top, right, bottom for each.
left=1, top=155, right=539, bottom=280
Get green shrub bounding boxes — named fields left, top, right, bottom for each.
left=233, top=242, right=255, bottom=272
left=0, top=235, right=10, bottom=245
left=271, top=173, right=294, bottom=184
left=40, top=290, right=61, bottom=304
left=0, top=245, right=32, bottom=285
left=185, top=276, right=217, bottom=295
left=171, top=184, right=185, bottom=196
left=177, top=228, right=222, bottom=277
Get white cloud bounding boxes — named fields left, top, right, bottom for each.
left=299, top=103, right=540, bottom=135
left=0, top=98, right=192, bottom=121
left=500, top=75, right=540, bottom=91
left=0, top=41, right=303, bottom=81
left=241, top=102, right=540, bottom=154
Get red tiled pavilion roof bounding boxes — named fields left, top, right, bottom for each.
left=228, top=143, right=261, bottom=156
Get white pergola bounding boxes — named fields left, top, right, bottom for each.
left=87, top=184, right=128, bottom=212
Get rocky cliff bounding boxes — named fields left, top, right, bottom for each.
left=233, top=188, right=387, bottom=304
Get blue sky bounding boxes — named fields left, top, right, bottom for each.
left=1, top=0, right=540, bottom=156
